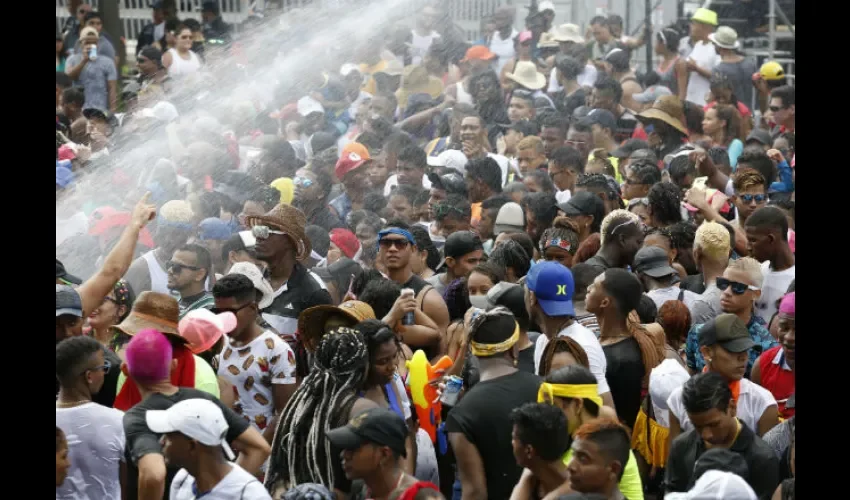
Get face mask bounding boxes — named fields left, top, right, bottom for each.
left=469, top=294, right=489, bottom=310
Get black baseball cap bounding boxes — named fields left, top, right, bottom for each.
left=326, top=407, right=408, bottom=457
left=633, top=246, right=677, bottom=278
left=82, top=108, right=119, bottom=129
left=698, top=314, right=756, bottom=353
left=56, top=259, right=82, bottom=285
left=426, top=172, right=467, bottom=196
left=693, top=449, right=750, bottom=482
left=437, top=231, right=483, bottom=270
left=557, top=191, right=604, bottom=218
left=611, top=139, right=650, bottom=159
left=578, top=109, right=617, bottom=133
left=745, top=128, right=772, bottom=146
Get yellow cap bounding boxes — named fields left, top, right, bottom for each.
left=759, top=61, right=786, bottom=81
left=691, top=8, right=718, bottom=26
left=270, top=177, right=294, bottom=205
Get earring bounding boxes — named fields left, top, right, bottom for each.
left=513, top=358, right=518, bottom=367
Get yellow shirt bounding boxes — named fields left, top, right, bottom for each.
left=116, top=354, right=221, bottom=399
left=359, top=60, right=389, bottom=95
left=563, top=448, right=644, bottom=500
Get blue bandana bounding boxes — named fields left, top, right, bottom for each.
left=377, top=227, right=415, bottom=248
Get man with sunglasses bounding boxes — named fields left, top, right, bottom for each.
left=168, top=244, right=215, bottom=319
left=56, top=336, right=126, bottom=499
left=292, top=167, right=345, bottom=232
left=684, top=257, right=777, bottom=377
left=378, top=221, right=449, bottom=359
left=768, top=86, right=794, bottom=137
left=213, top=274, right=297, bottom=443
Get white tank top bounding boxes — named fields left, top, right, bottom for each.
left=166, top=48, right=201, bottom=79
left=141, top=250, right=170, bottom=294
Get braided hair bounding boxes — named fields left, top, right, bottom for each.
left=538, top=336, right=589, bottom=376
left=647, top=182, right=682, bottom=227
left=266, top=328, right=369, bottom=490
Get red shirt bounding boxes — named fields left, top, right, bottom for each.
left=704, top=100, right=752, bottom=120
left=757, top=345, right=795, bottom=419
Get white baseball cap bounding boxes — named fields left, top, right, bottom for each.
left=227, top=261, right=274, bottom=309
left=146, top=399, right=236, bottom=460
left=664, top=471, right=757, bottom=500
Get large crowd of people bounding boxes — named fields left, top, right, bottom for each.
left=56, top=1, right=795, bottom=499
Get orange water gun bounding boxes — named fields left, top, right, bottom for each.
left=405, top=350, right=453, bottom=443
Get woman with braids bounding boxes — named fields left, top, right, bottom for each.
left=265, top=327, right=375, bottom=497
left=646, top=181, right=683, bottom=229
left=585, top=268, right=664, bottom=429
left=538, top=336, right=590, bottom=377
left=445, top=307, right=542, bottom=500
left=538, top=365, right=645, bottom=500
left=702, top=104, right=745, bottom=168
left=538, top=217, right=581, bottom=268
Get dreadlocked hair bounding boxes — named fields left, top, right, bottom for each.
left=538, top=336, right=589, bottom=376
left=647, top=182, right=682, bottom=226
left=668, top=220, right=697, bottom=253
left=539, top=217, right=581, bottom=255
left=266, top=328, right=369, bottom=490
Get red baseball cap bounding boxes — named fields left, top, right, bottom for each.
left=88, top=207, right=155, bottom=248
left=178, top=309, right=237, bottom=355
left=335, top=142, right=371, bottom=181
left=461, top=45, right=497, bottom=63
left=330, top=228, right=361, bottom=259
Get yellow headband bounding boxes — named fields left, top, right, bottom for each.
left=470, top=322, right=520, bottom=357
left=537, top=383, right=604, bottom=409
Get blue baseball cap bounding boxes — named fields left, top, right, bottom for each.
left=525, top=261, right=575, bottom=317
left=198, top=218, right=232, bottom=241
left=56, top=165, right=74, bottom=188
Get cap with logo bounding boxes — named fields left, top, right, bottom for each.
left=326, top=407, right=408, bottom=457
left=335, top=142, right=371, bottom=181
left=578, top=109, right=617, bottom=133
left=759, top=61, right=785, bottom=81
left=557, top=191, right=604, bottom=218
left=146, top=398, right=236, bottom=460
left=525, top=261, right=575, bottom=317
left=633, top=246, right=678, bottom=278
left=698, top=313, right=756, bottom=353
left=56, top=284, right=83, bottom=317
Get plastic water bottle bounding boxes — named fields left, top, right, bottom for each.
left=401, top=288, right=415, bottom=325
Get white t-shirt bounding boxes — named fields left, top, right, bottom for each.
left=555, top=189, right=571, bottom=205
left=410, top=30, right=441, bottom=65
left=490, top=30, right=519, bottom=74
left=667, top=377, right=777, bottom=434
left=646, top=287, right=700, bottom=316
left=383, top=173, right=433, bottom=196
left=170, top=464, right=271, bottom=500
left=684, top=41, right=720, bottom=106
left=217, top=331, right=296, bottom=432
left=56, top=403, right=125, bottom=500
left=755, top=262, right=795, bottom=324
left=648, top=359, right=690, bottom=428
left=534, top=322, right=611, bottom=394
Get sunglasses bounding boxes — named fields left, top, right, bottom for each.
left=252, top=225, right=286, bottom=240
left=137, top=57, right=149, bottom=63
left=293, top=176, right=314, bottom=188
left=166, top=261, right=201, bottom=273
left=210, top=303, right=253, bottom=315
left=716, top=277, right=760, bottom=295
left=739, top=193, right=767, bottom=204
left=83, top=359, right=112, bottom=375
left=379, top=238, right=411, bottom=250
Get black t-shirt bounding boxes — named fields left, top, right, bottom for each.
left=602, top=337, right=644, bottom=429
left=680, top=273, right=706, bottom=294
left=445, top=371, right=541, bottom=500
left=122, top=388, right=251, bottom=500
left=517, top=345, right=536, bottom=375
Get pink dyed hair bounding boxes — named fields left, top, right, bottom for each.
left=125, top=329, right=173, bottom=383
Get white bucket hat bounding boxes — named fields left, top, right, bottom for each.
left=551, top=23, right=584, bottom=44
left=506, top=61, right=547, bottom=90
left=708, top=26, right=740, bottom=50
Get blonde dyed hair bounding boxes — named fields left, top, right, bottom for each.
left=517, top=135, right=545, bottom=154
left=725, top=256, right=764, bottom=288
left=694, top=221, right=731, bottom=261
left=600, top=209, right=640, bottom=246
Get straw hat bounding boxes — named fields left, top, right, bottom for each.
left=551, top=23, right=584, bottom=44
left=244, top=203, right=311, bottom=261
left=396, top=65, right=444, bottom=109
left=506, top=61, right=547, bottom=90
left=637, top=95, right=689, bottom=136
left=112, top=291, right=186, bottom=343
left=708, top=26, right=739, bottom=50
left=297, top=301, right=376, bottom=352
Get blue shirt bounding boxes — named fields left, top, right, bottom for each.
left=685, top=314, right=778, bottom=377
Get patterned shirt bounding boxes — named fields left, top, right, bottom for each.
left=178, top=291, right=215, bottom=319
left=685, top=315, right=778, bottom=377
left=217, top=330, right=296, bottom=432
